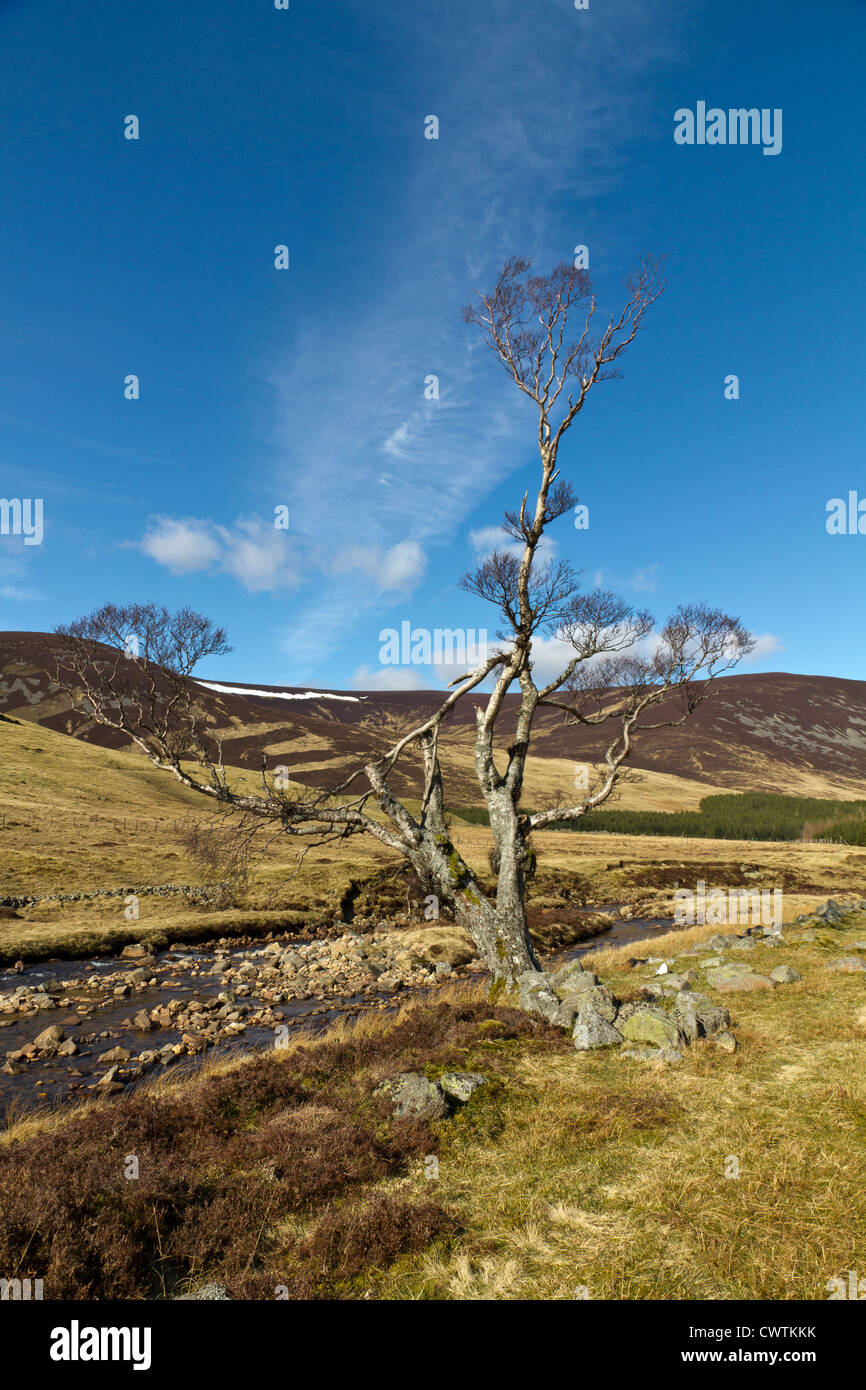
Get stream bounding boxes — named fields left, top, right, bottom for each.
left=0, top=909, right=676, bottom=1121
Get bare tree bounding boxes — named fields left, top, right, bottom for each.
left=55, top=258, right=753, bottom=1009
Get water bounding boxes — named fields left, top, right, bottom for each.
left=0, top=910, right=678, bottom=1121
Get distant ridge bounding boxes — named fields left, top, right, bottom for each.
left=2, top=631, right=866, bottom=805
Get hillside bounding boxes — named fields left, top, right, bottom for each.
left=2, top=631, right=866, bottom=806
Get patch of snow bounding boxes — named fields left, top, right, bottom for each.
left=195, top=681, right=364, bottom=703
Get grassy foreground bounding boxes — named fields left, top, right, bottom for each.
left=2, top=910, right=865, bottom=1300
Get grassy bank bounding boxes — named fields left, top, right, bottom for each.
left=2, top=909, right=865, bottom=1299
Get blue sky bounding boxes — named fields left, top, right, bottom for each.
left=1, top=0, right=864, bottom=689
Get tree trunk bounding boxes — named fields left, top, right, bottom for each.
left=407, top=830, right=539, bottom=993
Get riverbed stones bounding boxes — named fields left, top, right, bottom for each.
left=32, top=1024, right=65, bottom=1052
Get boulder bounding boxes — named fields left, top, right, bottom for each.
left=671, top=991, right=730, bottom=1040
left=549, top=959, right=591, bottom=997
left=706, top=964, right=775, bottom=992
left=32, top=1024, right=65, bottom=1052
left=816, top=899, right=847, bottom=925
left=826, top=957, right=866, bottom=974
left=714, top=973, right=776, bottom=993
left=97, top=1046, right=131, bottom=1065
left=439, top=1072, right=486, bottom=1103
left=517, top=971, right=574, bottom=1027
left=375, top=1072, right=449, bottom=1120
left=620, top=1047, right=683, bottom=1064
left=619, top=1009, right=683, bottom=1049
left=572, top=1010, right=623, bottom=1051
left=573, top=984, right=619, bottom=1022
left=769, top=965, right=801, bottom=984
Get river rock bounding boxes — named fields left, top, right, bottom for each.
left=97, top=1046, right=131, bottom=1065
left=32, top=1024, right=65, bottom=1052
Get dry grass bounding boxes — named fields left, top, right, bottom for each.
left=371, top=914, right=866, bottom=1301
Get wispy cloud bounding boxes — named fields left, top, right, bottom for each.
left=593, top=563, right=660, bottom=593
left=257, top=2, right=681, bottom=676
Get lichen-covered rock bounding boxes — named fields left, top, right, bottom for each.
left=825, top=957, right=866, bottom=974
left=620, top=1047, right=683, bottom=1064
left=375, top=1072, right=449, bottom=1119
left=769, top=965, right=801, bottom=983
left=572, top=1010, right=623, bottom=1051
left=517, top=970, right=575, bottom=1027
left=550, top=959, right=595, bottom=999
left=439, top=1072, right=486, bottom=1103
left=706, top=964, right=775, bottom=992
left=571, top=984, right=619, bottom=1022
left=672, top=990, right=730, bottom=1040
left=619, top=1009, right=683, bottom=1049
left=816, top=899, right=847, bottom=925
left=176, top=1283, right=231, bottom=1301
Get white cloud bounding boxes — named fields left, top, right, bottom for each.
left=138, top=518, right=222, bottom=574
left=744, top=632, right=784, bottom=663
left=349, top=664, right=429, bottom=691
left=0, top=584, right=45, bottom=601
left=383, top=422, right=412, bottom=459
left=469, top=525, right=558, bottom=563
left=333, top=539, right=426, bottom=593
left=593, top=563, right=659, bottom=593
left=134, top=515, right=298, bottom=592
left=217, top=517, right=299, bottom=593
